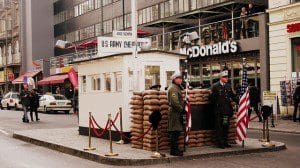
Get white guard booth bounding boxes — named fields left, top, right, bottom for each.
left=74, top=51, right=185, bottom=136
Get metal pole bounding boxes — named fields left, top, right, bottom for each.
left=105, top=114, right=118, bottom=156
left=116, top=107, right=124, bottom=144
left=198, top=17, right=201, bottom=43
left=162, top=26, right=165, bottom=51
left=122, top=0, right=125, bottom=30
left=231, top=9, right=234, bottom=39
left=84, top=112, right=96, bottom=150
left=131, top=0, right=138, bottom=91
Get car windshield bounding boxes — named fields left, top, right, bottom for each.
left=53, top=95, right=67, bottom=100
left=11, top=94, right=20, bottom=99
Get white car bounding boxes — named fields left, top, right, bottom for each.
left=38, top=94, right=72, bottom=114
left=1, top=92, right=22, bottom=110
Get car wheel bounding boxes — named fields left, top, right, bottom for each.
left=7, top=104, right=10, bottom=110
left=14, top=104, right=18, bottom=111
left=64, top=110, right=70, bottom=114
left=44, top=106, right=49, bottom=113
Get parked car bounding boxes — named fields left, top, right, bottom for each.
left=38, top=94, right=72, bottom=114
left=1, top=92, right=22, bottom=110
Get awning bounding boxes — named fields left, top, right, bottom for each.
left=12, top=70, right=41, bottom=84
left=37, top=74, right=68, bottom=85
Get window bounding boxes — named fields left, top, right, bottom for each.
left=95, top=0, right=101, bottom=9
left=74, top=5, right=79, bottom=17
left=105, top=74, right=111, bottom=92
left=91, top=75, right=101, bottom=91
left=113, top=16, right=124, bottom=31
left=292, top=38, right=300, bottom=73
left=81, top=76, right=87, bottom=92
left=115, top=73, right=122, bottom=92
left=103, top=0, right=112, bottom=6
left=166, top=71, right=175, bottom=87
left=95, top=23, right=102, bottom=36
left=103, top=20, right=113, bottom=34
left=125, top=13, right=131, bottom=28
left=145, top=66, right=160, bottom=90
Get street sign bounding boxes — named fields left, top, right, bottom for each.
left=113, top=31, right=133, bottom=38
left=263, top=91, right=278, bottom=114
left=98, top=37, right=151, bottom=53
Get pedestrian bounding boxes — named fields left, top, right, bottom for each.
left=56, top=86, right=61, bottom=94
left=167, top=73, right=185, bottom=156
left=240, top=7, right=248, bottom=39
left=20, top=85, right=31, bottom=123
left=293, top=82, right=300, bottom=122
left=210, top=68, right=237, bottom=149
left=73, top=89, right=78, bottom=115
left=29, top=89, right=40, bottom=121
left=248, top=82, right=262, bottom=122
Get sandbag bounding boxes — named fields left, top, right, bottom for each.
left=144, top=99, right=160, bottom=105
left=129, top=100, right=143, bottom=105
left=131, top=109, right=143, bottom=115
left=131, top=114, right=143, bottom=120
left=130, top=105, right=143, bottom=109
left=144, top=105, right=160, bottom=111
left=158, top=95, right=168, bottom=99
left=159, top=99, right=169, bottom=105
left=143, top=90, right=159, bottom=96
left=160, top=105, right=169, bottom=110
left=131, top=95, right=143, bottom=100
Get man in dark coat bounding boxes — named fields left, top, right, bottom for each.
left=29, top=89, right=40, bottom=121
left=210, top=69, right=237, bottom=149
left=20, top=85, right=31, bottom=123
left=167, top=73, right=184, bottom=156
left=248, top=82, right=262, bottom=122
left=293, top=82, right=300, bottom=122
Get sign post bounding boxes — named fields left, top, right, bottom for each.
left=263, top=91, right=278, bottom=127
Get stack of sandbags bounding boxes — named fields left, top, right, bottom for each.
left=142, top=90, right=160, bottom=151
left=185, top=89, right=211, bottom=105
left=158, top=91, right=170, bottom=150
left=228, top=116, right=237, bottom=144
left=130, top=92, right=144, bottom=149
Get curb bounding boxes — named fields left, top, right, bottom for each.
left=13, top=133, right=287, bottom=166
left=249, top=128, right=300, bottom=135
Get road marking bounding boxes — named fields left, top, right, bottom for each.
left=0, top=129, right=9, bottom=135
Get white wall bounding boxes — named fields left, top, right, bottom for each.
left=269, top=0, right=291, bottom=9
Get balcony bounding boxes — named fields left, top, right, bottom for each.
left=148, top=13, right=266, bottom=52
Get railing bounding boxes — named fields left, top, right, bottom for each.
left=148, top=13, right=262, bottom=51
left=50, top=48, right=98, bottom=68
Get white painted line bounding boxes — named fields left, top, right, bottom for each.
left=0, top=129, right=9, bottom=135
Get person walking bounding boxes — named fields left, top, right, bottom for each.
left=29, top=89, right=40, bottom=121
left=167, top=73, right=185, bottom=156
left=248, top=82, right=262, bottom=122
left=293, top=82, right=300, bottom=122
left=210, top=68, right=237, bottom=149
left=20, top=85, right=31, bottom=123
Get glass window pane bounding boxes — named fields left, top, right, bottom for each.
left=105, top=74, right=111, bottom=92
left=211, top=63, right=220, bottom=85
left=145, top=66, right=160, bottom=90
left=116, top=73, right=122, bottom=92
left=202, top=63, right=211, bottom=88
left=292, top=37, right=300, bottom=72
left=191, top=64, right=200, bottom=88
left=166, top=71, right=175, bottom=87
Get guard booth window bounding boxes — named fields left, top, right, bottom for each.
left=145, top=66, right=160, bottom=90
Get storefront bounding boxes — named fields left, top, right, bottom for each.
left=268, top=1, right=300, bottom=111
left=72, top=51, right=185, bottom=136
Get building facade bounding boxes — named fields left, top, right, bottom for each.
left=53, top=0, right=269, bottom=93
left=268, top=0, right=300, bottom=109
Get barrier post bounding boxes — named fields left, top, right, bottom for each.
left=151, top=129, right=165, bottom=158
left=262, top=118, right=275, bottom=148
left=105, top=114, right=118, bottom=157
left=116, top=107, right=124, bottom=144
left=84, top=112, right=96, bottom=151
left=259, top=120, right=267, bottom=142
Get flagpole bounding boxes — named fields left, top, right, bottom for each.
left=242, top=58, right=246, bottom=148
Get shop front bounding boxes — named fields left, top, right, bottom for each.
left=268, top=1, right=300, bottom=112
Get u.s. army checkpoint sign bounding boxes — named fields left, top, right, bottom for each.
left=98, top=36, right=151, bottom=53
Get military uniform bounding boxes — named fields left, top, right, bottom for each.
left=167, top=83, right=184, bottom=155
left=210, top=81, right=236, bottom=148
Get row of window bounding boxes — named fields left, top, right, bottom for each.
left=57, top=13, right=131, bottom=43
left=54, top=0, right=120, bottom=25
left=80, top=72, right=122, bottom=93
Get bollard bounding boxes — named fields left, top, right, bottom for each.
left=262, top=118, right=275, bottom=148
left=259, top=119, right=267, bottom=142
left=116, top=107, right=124, bottom=145
left=84, top=112, right=96, bottom=151
left=105, top=114, right=118, bottom=157
left=151, top=129, right=165, bottom=158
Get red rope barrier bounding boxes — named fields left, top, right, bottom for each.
left=250, top=112, right=262, bottom=122
left=111, top=120, right=152, bottom=141
left=91, top=112, right=119, bottom=129
left=90, top=118, right=109, bottom=138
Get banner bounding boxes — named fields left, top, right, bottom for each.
left=68, top=68, right=78, bottom=89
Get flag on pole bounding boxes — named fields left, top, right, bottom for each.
left=185, top=77, right=191, bottom=142
left=236, top=62, right=250, bottom=142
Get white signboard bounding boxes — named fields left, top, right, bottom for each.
left=98, top=37, right=151, bottom=53
left=263, top=91, right=278, bottom=114
left=113, top=31, right=133, bottom=38
left=180, top=40, right=238, bottom=58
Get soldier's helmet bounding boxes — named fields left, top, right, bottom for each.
left=171, top=73, right=182, bottom=81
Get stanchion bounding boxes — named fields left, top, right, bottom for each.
left=259, top=119, right=267, bottom=142
left=105, top=114, right=118, bottom=157
left=151, top=129, right=165, bottom=158
left=116, top=107, right=124, bottom=145
left=84, top=112, right=96, bottom=151
left=262, top=117, right=275, bottom=148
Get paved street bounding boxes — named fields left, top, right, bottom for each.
left=0, top=109, right=299, bottom=168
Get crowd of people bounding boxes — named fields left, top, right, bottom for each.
left=20, top=85, right=40, bottom=123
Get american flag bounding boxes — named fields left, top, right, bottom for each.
left=236, top=63, right=250, bottom=142
left=185, top=79, right=191, bottom=142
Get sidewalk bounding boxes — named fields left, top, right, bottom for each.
left=13, top=127, right=286, bottom=166
left=249, top=119, right=300, bottom=134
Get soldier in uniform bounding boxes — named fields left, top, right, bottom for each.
left=167, top=73, right=185, bottom=156
left=210, top=69, right=237, bottom=149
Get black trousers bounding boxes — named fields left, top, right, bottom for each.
left=168, top=131, right=180, bottom=152
left=293, top=101, right=299, bottom=121
left=30, top=107, right=39, bottom=121
left=215, top=115, right=230, bottom=147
